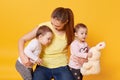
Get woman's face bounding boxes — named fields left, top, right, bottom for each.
left=51, top=18, right=67, bottom=31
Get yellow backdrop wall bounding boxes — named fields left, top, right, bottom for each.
left=0, top=0, right=120, bottom=80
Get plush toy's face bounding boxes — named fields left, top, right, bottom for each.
left=88, top=42, right=106, bottom=60
left=96, top=42, right=106, bottom=50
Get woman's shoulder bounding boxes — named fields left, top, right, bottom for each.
left=38, top=21, right=51, bottom=27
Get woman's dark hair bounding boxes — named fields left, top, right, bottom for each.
left=51, top=7, right=74, bottom=46
left=36, top=25, right=53, bottom=38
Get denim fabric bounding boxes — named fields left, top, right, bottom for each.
left=33, top=65, right=75, bottom=80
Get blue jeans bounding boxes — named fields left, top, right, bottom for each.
left=33, top=65, right=75, bottom=80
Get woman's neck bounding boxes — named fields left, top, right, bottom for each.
left=53, top=28, right=65, bottom=36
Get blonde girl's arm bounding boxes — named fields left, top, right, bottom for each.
left=18, top=26, right=39, bottom=66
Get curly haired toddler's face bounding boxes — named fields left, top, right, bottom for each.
left=38, top=32, right=53, bottom=46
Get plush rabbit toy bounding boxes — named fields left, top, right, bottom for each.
left=81, top=42, right=106, bottom=75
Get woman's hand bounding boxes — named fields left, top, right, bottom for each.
left=20, top=53, right=33, bottom=67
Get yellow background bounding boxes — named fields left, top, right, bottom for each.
left=0, top=0, right=120, bottom=80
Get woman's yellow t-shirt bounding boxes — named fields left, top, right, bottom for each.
left=38, top=21, right=68, bottom=68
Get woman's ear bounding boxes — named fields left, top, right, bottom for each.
left=65, top=20, right=69, bottom=24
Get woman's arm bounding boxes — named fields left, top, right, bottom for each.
left=18, top=26, right=39, bottom=66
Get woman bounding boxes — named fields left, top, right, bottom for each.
left=18, top=7, right=86, bottom=80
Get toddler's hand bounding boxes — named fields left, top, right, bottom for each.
left=35, top=58, right=42, bottom=65
left=87, top=52, right=92, bottom=58
left=71, top=55, right=88, bottom=66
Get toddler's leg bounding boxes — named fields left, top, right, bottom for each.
left=15, top=60, right=33, bottom=80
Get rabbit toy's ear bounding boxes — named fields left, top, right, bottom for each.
left=95, top=42, right=106, bottom=50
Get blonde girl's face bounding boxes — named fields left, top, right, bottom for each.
left=38, top=32, right=53, bottom=46
left=75, top=28, right=88, bottom=42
